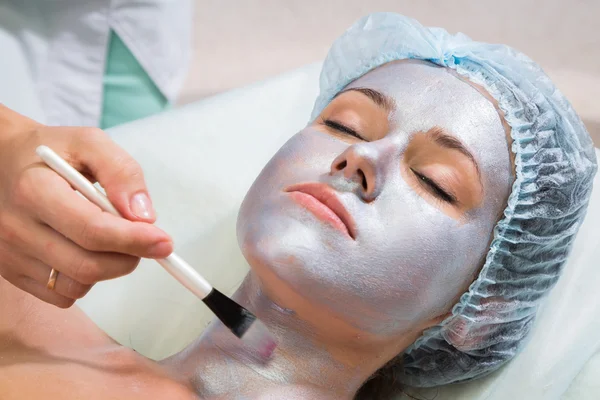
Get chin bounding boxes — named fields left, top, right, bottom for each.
left=238, top=209, right=333, bottom=291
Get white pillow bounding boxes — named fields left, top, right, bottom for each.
left=77, top=63, right=600, bottom=400
left=77, top=63, right=323, bottom=357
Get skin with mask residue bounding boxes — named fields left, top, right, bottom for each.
left=0, top=60, right=514, bottom=400
left=239, top=60, right=513, bottom=335
left=164, top=60, right=514, bottom=399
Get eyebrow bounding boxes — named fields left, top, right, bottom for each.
left=428, top=127, right=481, bottom=178
left=336, top=87, right=396, bottom=112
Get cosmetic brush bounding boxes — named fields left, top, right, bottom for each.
left=36, top=145, right=277, bottom=359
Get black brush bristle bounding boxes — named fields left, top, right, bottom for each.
left=202, top=288, right=256, bottom=338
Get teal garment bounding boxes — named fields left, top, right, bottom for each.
left=100, top=31, right=169, bottom=129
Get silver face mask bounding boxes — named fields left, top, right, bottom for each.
left=237, top=60, right=513, bottom=337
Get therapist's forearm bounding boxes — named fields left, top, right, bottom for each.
left=0, top=104, right=41, bottom=143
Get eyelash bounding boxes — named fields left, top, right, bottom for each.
left=323, top=119, right=457, bottom=205
left=410, top=168, right=457, bottom=204
left=323, top=119, right=366, bottom=141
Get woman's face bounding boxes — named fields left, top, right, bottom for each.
left=237, top=60, right=513, bottom=337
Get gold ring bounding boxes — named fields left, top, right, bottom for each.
left=47, top=268, right=58, bottom=290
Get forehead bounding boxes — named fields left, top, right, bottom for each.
left=345, top=60, right=508, bottom=174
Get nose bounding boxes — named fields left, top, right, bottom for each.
left=330, top=143, right=385, bottom=201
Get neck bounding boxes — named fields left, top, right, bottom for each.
left=163, top=273, right=389, bottom=399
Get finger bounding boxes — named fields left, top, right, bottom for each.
left=18, top=167, right=173, bottom=258
left=17, top=254, right=93, bottom=300
left=63, top=127, right=156, bottom=222
left=12, top=219, right=143, bottom=285
left=9, top=275, right=75, bottom=308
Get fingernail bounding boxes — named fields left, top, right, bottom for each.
left=149, top=241, right=173, bottom=258
left=130, top=192, right=155, bottom=220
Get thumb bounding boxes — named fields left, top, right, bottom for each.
left=69, top=128, right=157, bottom=223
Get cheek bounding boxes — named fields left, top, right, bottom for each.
left=238, top=130, right=346, bottom=232
left=236, top=129, right=347, bottom=262
left=407, top=222, right=489, bottom=315
left=243, top=130, right=344, bottom=193
left=353, top=189, right=493, bottom=325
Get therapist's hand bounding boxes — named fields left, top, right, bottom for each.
left=0, top=105, right=173, bottom=308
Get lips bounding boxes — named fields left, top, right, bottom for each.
left=285, top=183, right=356, bottom=239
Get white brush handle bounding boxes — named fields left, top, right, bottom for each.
left=36, top=145, right=214, bottom=299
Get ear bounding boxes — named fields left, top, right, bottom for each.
left=413, top=310, right=452, bottom=336
left=431, top=311, right=452, bottom=329
left=442, top=296, right=508, bottom=350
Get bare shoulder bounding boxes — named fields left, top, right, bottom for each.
left=1, top=324, right=199, bottom=399
left=0, top=275, right=114, bottom=351
left=0, top=347, right=200, bottom=399
left=0, top=276, right=199, bottom=400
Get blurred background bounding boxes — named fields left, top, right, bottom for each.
left=180, top=0, right=600, bottom=144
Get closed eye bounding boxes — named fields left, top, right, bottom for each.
left=411, top=168, right=457, bottom=204
left=323, top=119, right=367, bottom=141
